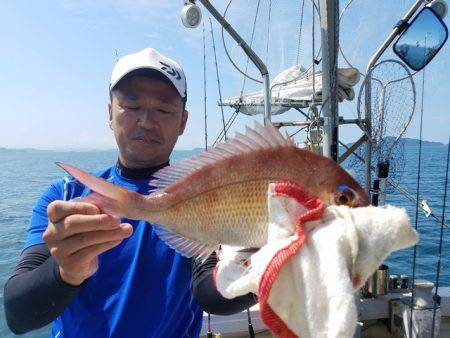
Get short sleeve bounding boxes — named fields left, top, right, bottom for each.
left=23, top=179, right=65, bottom=250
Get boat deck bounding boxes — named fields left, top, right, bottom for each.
left=200, top=287, right=450, bottom=337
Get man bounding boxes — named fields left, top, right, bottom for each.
left=4, top=48, right=256, bottom=337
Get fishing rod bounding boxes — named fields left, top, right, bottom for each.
left=431, top=137, right=449, bottom=337
left=209, top=18, right=228, bottom=142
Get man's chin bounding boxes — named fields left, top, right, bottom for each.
left=125, top=147, right=161, bottom=165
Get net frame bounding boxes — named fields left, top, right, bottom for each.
left=355, top=59, right=416, bottom=202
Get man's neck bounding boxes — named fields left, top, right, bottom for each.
left=115, top=159, right=169, bottom=179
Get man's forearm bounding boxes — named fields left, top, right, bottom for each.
left=4, top=244, right=80, bottom=334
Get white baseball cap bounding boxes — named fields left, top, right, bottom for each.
left=110, top=48, right=187, bottom=99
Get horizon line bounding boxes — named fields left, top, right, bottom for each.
left=1, top=137, right=447, bottom=152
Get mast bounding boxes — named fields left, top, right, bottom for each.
left=319, top=0, right=339, bottom=161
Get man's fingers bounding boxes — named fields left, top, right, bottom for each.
left=47, top=200, right=100, bottom=224
left=59, top=224, right=133, bottom=256
left=57, top=214, right=121, bottom=238
left=70, top=239, right=124, bottom=265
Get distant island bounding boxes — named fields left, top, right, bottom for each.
left=398, top=137, right=446, bottom=147
left=0, top=147, right=117, bottom=153
left=0, top=139, right=446, bottom=153
left=346, top=136, right=446, bottom=148
left=0, top=147, right=206, bottom=155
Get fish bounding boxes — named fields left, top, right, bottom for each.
left=57, top=121, right=369, bottom=260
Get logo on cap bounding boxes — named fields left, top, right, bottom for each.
left=159, top=62, right=181, bottom=81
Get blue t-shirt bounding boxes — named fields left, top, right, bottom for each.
left=25, top=165, right=203, bottom=338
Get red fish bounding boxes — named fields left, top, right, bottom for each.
left=58, top=122, right=369, bottom=260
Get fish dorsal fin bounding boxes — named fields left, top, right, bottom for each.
left=149, top=121, right=294, bottom=191
left=152, top=223, right=215, bottom=262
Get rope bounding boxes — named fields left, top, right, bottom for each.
left=409, top=58, right=427, bottom=335
left=431, top=137, right=450, bottom=337
left=296, top=0, right=306, bottom=65
left=209, top=18, right=228, bottom=141
left=203, top=22, right=208, bottom=151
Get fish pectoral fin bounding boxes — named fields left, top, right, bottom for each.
left=152, top=224, right=216, bottom=262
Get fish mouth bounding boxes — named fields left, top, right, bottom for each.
left=355, top=192, right=371, bottom=207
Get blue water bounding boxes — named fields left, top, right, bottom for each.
left=0, top=145, right=448, bottom=337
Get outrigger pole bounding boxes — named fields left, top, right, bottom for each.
left=319, top=0, right=340, bottom=162
left=197, top=0, right=272, bottom=123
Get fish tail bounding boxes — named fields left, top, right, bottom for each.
left=57, top=162, right=153, bottom=220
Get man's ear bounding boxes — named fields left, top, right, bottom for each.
left=179, top=110, right=188, bottom=135
left=108, top=102, right=113, bottom=130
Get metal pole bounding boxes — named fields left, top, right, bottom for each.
left=364, top=0, right=424, bottom=193
left=319, top=0, right=339, bottom=161
left=365, top=0, right=424, bottom=74
left=198, top=0, right=271, bottom=122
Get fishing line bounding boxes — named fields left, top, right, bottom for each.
left=296, top=0, right=306, bottom=65
left=214, top=0, right=262, bottom=144
left=209, top=18, right=228, bottom=141
left=431, top=137, right=450, bottom=337
left=290, top=126, right=308, bottom=138
left=203, top=21, right=208, bottom=151
left=239, top=0, right=262, bottom=98
left=221, top=0, right=262, bottom=84
left=409, top=58, right=426, bottom=336
left=213, top=110, right=239, bottom=146
left=311, top=0, right=316, bottom=106
left=265, top=0, right=272, bottom=66
left=221, top=0, right=320, bottom=84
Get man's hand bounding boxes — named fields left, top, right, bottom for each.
left=43, top=200, right=133, bottom=286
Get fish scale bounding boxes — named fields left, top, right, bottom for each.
left=158, top=179, right=270, bottom=248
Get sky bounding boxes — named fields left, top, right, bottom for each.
left=0, top=0, right=448, bottom=151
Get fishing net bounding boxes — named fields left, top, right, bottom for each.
left=351, top=59, right=416, bottom=196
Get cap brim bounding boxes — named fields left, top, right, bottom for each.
left=110, top=66, right=185, bottom=99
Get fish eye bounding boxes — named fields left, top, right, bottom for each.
left=334, top=185, right=356, bottom=206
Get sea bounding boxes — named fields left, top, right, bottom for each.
left=0, top=144, right=448, bottom=337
